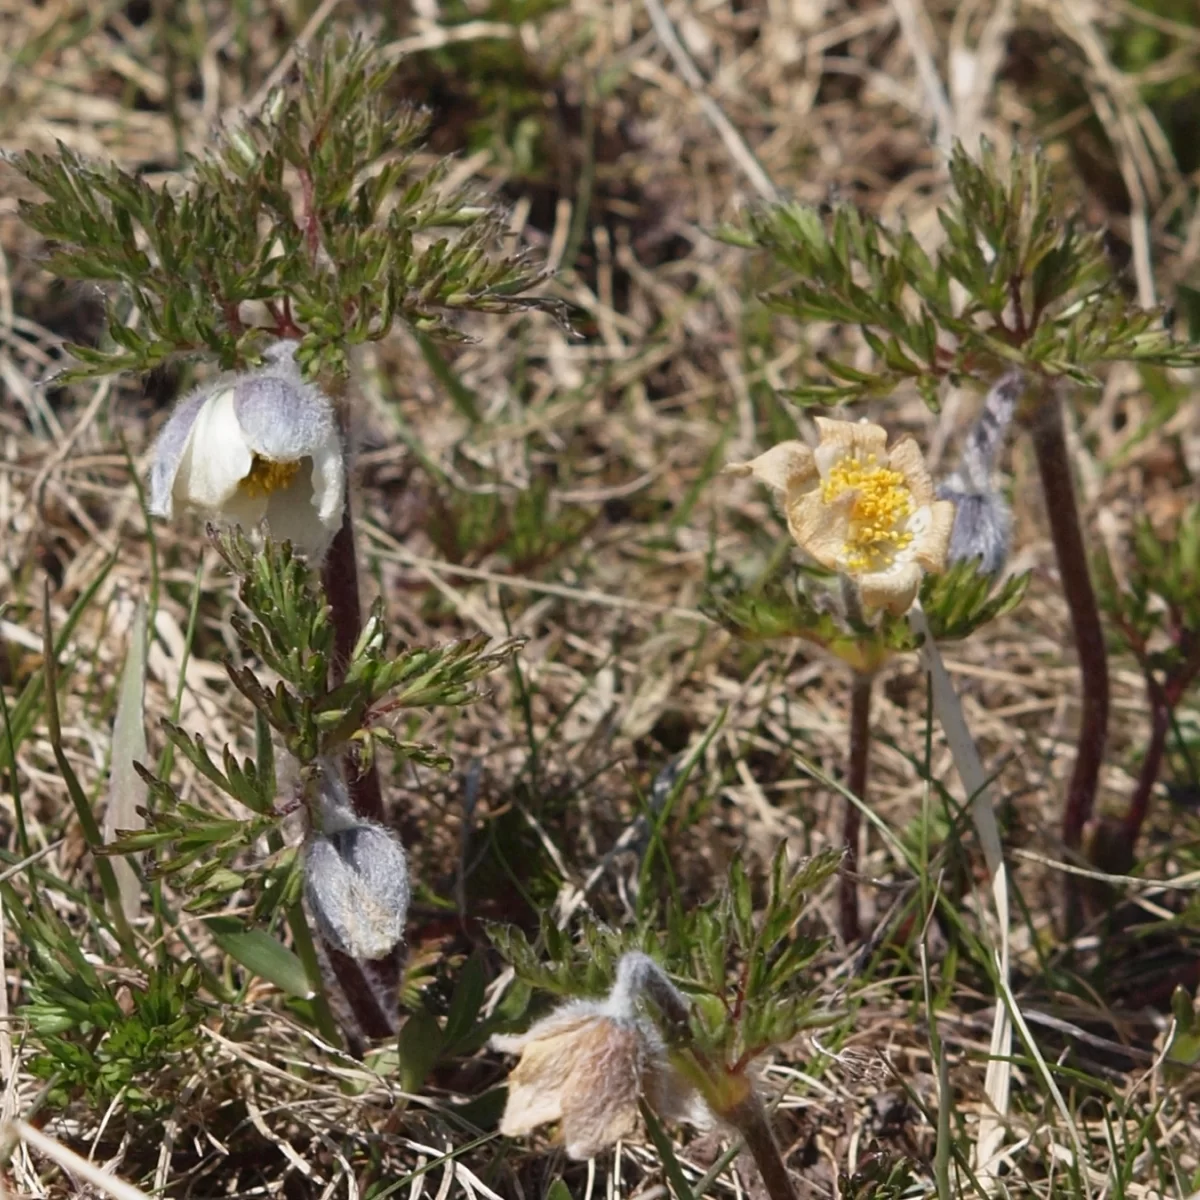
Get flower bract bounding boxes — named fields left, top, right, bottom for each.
left=729, top=418, right=955, bottom=615
left=149, top=343, right=344, bottom=558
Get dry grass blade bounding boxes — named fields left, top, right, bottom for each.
left=911, top=605, right=1012, bottom=1187
left=4, top=1121, right=150, bottom=1200
left=103, top=599, right=147, bottom=923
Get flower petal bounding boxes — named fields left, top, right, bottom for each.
left=725, top=441, right=816, bottom=495
left=491, top=1002, right=608, bottom=1055
left=232, top=373, right=340, bottom=463
left=788, top=490, right=850, bottom=569
left=308, top=435, right=347, bottom=539
left=216, top=485, right=269, bottom=532
left=814, top=416, right=888, bottom=461
left=559, top=1020, right=644, bottom=1159
left=495, top=1011, right=609, bottom=1137
left=913, top=499, right=956, bottom=571
left=858, top=560, right=923, bottom=615
left=262, top=473, right=329, bottom=558
left=173, top=387, right=254, bottom=510
left=886, top=436, right=935, bottom=505
left=149, top=385, right=214, bottom=518
left=231, top=362, right=345, bottom=556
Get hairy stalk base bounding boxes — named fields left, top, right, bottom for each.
left=726, top=1090, right=799, bottom=1200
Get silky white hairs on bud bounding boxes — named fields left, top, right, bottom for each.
left=303, top=762, right=409, bottom=962
left=938, top=372, right=1021, bottom=577
left=604, top=951, right=690, bottom=1028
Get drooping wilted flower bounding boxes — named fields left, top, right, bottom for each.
left=303, top=764, right=409, bottom=962
left=149, top=342, right=344, bottom=558
left=937, top=373, right=1021, bottom=576
left=492, top=952, right=701, bottom=1160
left=729, top=418, right=955, bottom=615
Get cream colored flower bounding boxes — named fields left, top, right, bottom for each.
left=728, top=418, right=955, bottom=615
left=492, top=954, right=699, bottom=1160
left=149, top=343, right=344, bottom=559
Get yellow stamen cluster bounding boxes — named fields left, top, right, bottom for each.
left=820, top=453, right=914, bottom=572
left=240, top=455, right=301, bottom=499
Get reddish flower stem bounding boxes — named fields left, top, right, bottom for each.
left=1123, top=688, right=1170, bottom=844
left=839, top=671, right=872, bottom=944
left=322, top=502, right=384, bottom=822
left=726, top=1090, right=799, bottom=1200
left=319, top=481, right=400, bottom=1041
left=1031, top=393, right=1109, bottom=854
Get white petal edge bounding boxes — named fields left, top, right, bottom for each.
left=173, top=388, right=253, bottom=511
left=309, top=434, right=346, bottom=538
left=149, top=386, right=216, bottom=518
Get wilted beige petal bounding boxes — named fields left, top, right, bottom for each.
left=492, top=1006, right=599, bottom=1055
left=495, top=1011, right=600, bottom=1137
left=814, top=417, right=888, bottom=460
left=788, top=491, right=850, bottom=569
left=559, top=1020, right=644, bottom=1159
left=858, top=560, right=923, bottom=615
left=495, top=1009, right=652, bottom=1159
left=501, top=1077, right=567, bottom=1137
left=644, top=1056, right=708, bottom=1128
left=725, top=441, right=817, bottom=494
left=886, top=436, right=935, bottom=505
left=913, top=500, right=956, bottom=571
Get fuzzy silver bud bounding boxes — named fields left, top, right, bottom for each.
left=937, top=486, right=1012, bottom=577
left=937, top=372, right=1020, bottom=577
left=303, top=767, right=409, bottom=962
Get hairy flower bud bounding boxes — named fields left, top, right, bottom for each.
left=303, top=767, right=409, bottom=962
left=937, top=489, right=1012, bottom=576
left=937, top=372, right=1021, bottom=576
left=149, top=341, right=344, bottom=559
left=492, top=952, right=703, bottom=1159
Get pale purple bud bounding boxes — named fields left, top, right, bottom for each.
left=937, top=372, right=1019, bottom=577
left=303, top=767, right=409, bottom=962
left=937, top=486, right=1012, bottom=577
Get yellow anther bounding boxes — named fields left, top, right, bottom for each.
left=820, top=455, right=914, bottom=571
left=240, top=455, right=301, bottom=499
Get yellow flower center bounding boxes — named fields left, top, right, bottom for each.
left=820, top=453, right=914, bottom=572
left=239, top=455, right=301, bottom=499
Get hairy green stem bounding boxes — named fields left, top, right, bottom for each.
left=726, top=1091, right=798, bottom=1200
left=1031, top=395, right=1109, bottom=855
left=840, top=671, right=872, bottom=944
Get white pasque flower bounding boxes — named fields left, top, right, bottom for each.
left=149, top=343, right=344, bottom=558
left=728, top=417, right=955, bottom=615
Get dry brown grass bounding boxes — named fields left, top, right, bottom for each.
left=2, top=0, right=1200, bottom=1197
